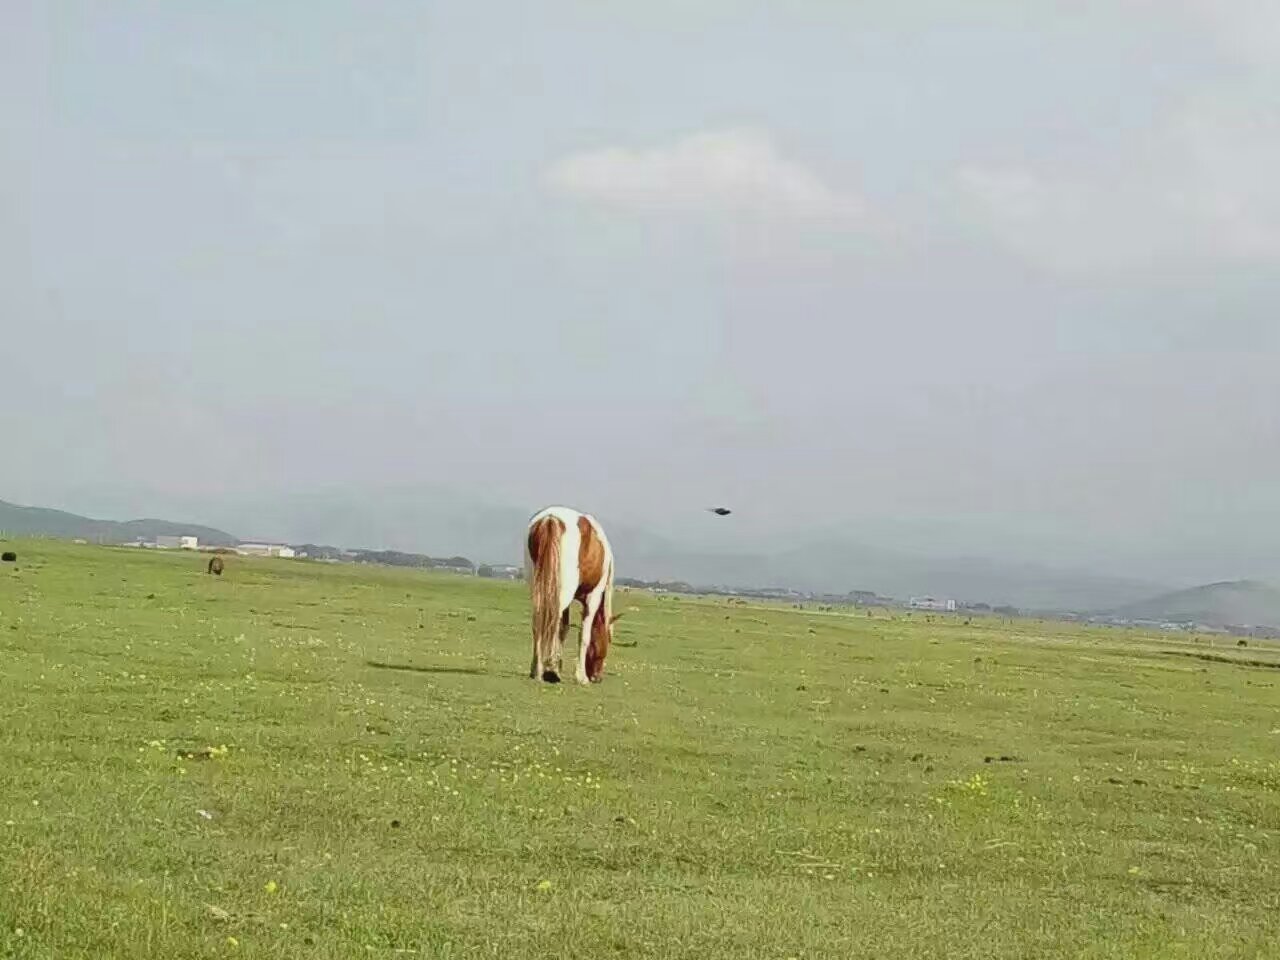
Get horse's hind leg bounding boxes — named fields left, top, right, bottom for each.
left=554, top=609, right=570, bottom=678
left=538, top=609, right=569, bottom=684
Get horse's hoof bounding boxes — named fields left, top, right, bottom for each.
left=541, top=670, right=561, bottom=684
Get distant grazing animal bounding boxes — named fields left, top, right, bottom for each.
left=1, top=551, right=15, bottom=563
left=525, top=506, right=621, bottom=684
left=207, top=556, right=223, bottom=576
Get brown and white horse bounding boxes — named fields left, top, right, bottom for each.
left=525, top=506, right=620, bottom=684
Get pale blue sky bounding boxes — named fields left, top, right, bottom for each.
left=3, top=2, right=1278, bottom=581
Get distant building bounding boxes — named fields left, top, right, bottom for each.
left=238, top=543, right=296, bottom=558
left=909, top=596, right=957, bottom=612
left=154, top=535, right=198, bottom=549
left=478, top=564, right=522, bottom=580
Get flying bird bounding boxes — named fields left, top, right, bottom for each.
left=707, top=507, right=732, bottom=516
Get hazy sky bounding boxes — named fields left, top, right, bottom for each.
left=4, top=2, right=1278, bottom=582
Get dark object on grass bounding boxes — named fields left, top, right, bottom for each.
left=1, top=551, right=15, bottom=563
left=207, top=556, right=223, bottom=576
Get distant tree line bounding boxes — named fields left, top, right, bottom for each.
left=477, top=564, right=522, bottom=580
left=354, top=549, right=475, bottom=573
left=293, top=543, right=475, bottom=573
left=617, top=576, right=698, bottom=593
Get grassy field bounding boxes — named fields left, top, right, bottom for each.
left=1, top=541, right=1279, bottom=959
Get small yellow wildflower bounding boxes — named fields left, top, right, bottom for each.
left=264, top=880, right=278, bottom=894
left=536, top=879, right=553, bottom=892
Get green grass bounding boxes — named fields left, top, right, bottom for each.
left=1, top=541, right=1279, bottom=959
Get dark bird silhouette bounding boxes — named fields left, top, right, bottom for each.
left=707, top=507, right=732, bottom=516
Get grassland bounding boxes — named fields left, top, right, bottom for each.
left=1, top=540, right=1279, bottom=959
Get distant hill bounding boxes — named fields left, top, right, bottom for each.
left=157, top=488, right=1172, bottom=610
left=0, top=499, right=237, bottom=546
left=612, top=533, right=1166, bottom=612
left=10, top=487, right=1174, bottom=611
left=1110, top=580, right=1280, bottom=628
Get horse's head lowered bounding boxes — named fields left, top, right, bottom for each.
left=585, top=611, right=623, bottom=682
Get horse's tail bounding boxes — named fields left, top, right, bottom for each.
left=527, top=515, right=564, bottom=678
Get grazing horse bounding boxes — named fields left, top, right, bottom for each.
left=525, top=506, right=620, bottom=684
left=207, top=555, right=224, bottom=576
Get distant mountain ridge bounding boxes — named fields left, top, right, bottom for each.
left=1109, top=580, right=1280, bottom=628
left=0, top=499, right=237, bottom=546
left=610, top=531, right=1166, bottom=612
left=3, top=491, right=1176, bottom=611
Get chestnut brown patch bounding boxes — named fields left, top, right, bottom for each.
left=575, top=516, right=606, bottom=602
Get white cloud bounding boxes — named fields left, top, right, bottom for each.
left=956, top=167, right=1145, bottom=274
left=545, top=128, right=864, bottom=222
left=1172, top=94, right=1280, bottom=260
left=1174, top=0, right=1280, bottom=68
left=956, top=167, right=1059, bottom=225
left=950, top=2, right=1280, bottom=274
left=955, top=94, right=1280, bottom=273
